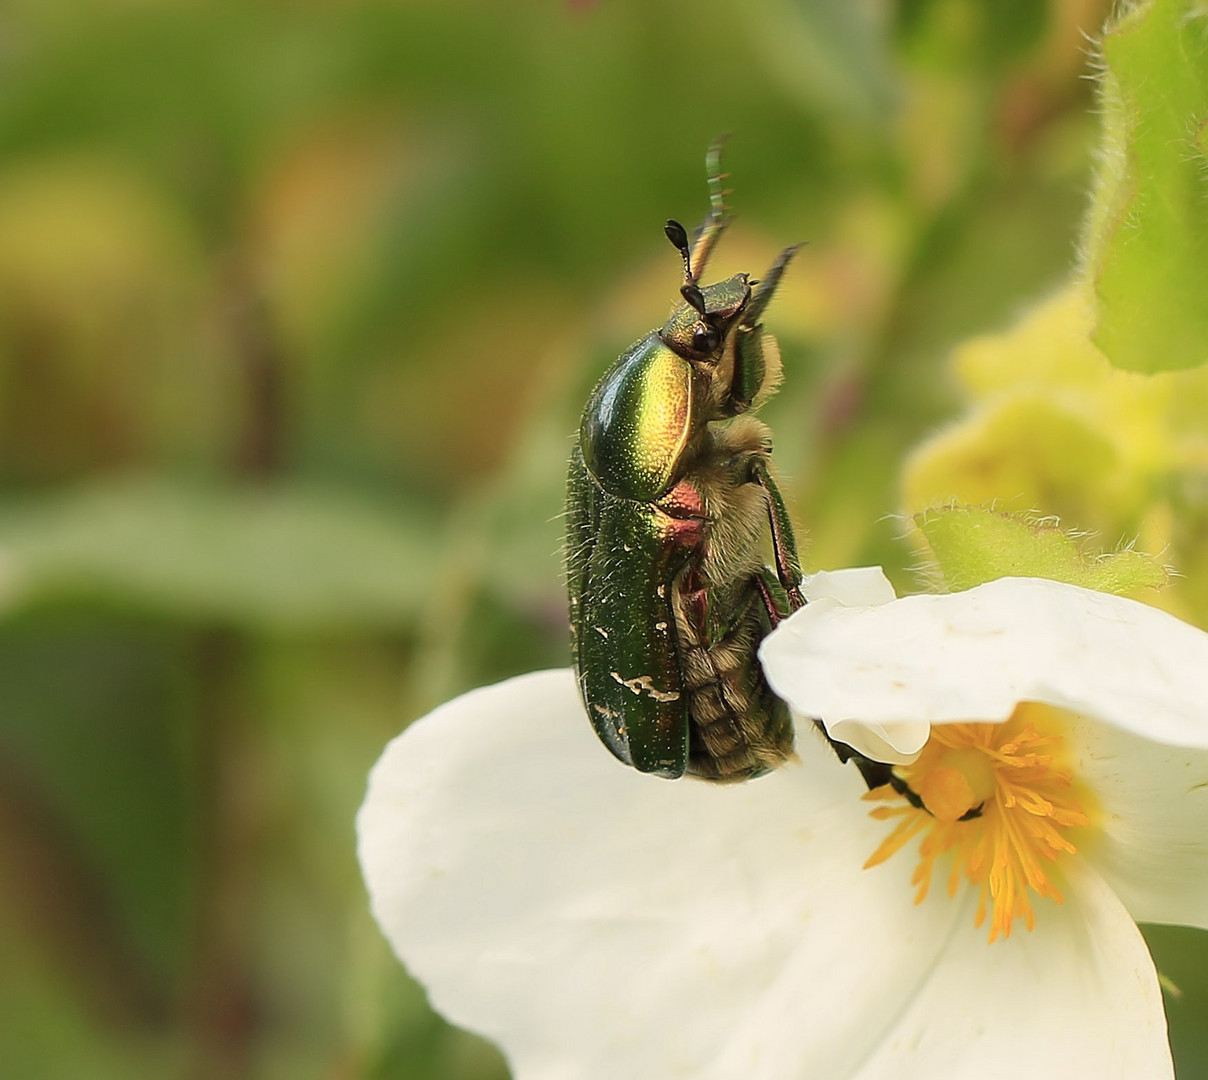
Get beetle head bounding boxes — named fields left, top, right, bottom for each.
left=659, top=218, right=751, bottom=362
left=659, top=277, right=751, bottom=360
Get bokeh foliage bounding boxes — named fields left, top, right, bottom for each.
left=0, top=0, right=1204, bottom=1077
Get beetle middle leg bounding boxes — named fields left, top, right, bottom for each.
left=741, top=455, right=945, bottom=804
left=754, top=565, right=794, bottom=628
left=750, top=457, right=805, bottom=611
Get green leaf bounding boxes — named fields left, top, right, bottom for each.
left=1143, top=925, right=1208, bottom=1080
left=1082, top=0, right=1208, bottom=372
left=0, top=478, right=439, bottom=631
left=914, top=504, right=1170, bottom=594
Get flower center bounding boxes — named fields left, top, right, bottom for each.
left=863, top=703, right=1090, bottom=942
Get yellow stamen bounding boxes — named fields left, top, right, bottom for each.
left=864, top=703, right=1090, bottom=942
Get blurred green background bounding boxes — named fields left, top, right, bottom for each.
left=1, top=0, right=1204, bottom=1077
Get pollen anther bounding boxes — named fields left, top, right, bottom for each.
left=864, top=703, right=1089, bottom=942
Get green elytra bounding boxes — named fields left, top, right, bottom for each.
left=565, top=146, right=806, bottom=782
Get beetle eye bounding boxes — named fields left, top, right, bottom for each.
left=693, top=323, right=718, bottom=353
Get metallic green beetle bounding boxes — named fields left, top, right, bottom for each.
left=566, top=149, right=806, bottom=783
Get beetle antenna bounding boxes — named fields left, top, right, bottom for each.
left=667, top=219, right=711, bottom=323
left=665, top=218, right=695, bottom=284
left=681, top=281, right=707, bottom=316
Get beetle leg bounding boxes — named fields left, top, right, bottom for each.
left=834, top=743, right=983, bottom=818
left=754, top=565, right=794, bottom=627
left=752, top=564, right=891, bottom=785
left=724, top=244, right=798, bottom=416
left=749, top=459, right=805, bottom=610
left=826, top=743, right=924, bottom=805
left=745, top=243, right=801, bottom=326
left=727, top=322, right=769, bottom=415
left=753, top=583, right=907, bottom=789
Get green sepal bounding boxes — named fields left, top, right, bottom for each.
left=913, top=504, right=1170, bottom=595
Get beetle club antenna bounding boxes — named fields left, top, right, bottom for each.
left=664, top=219, right=709, bottom=318
left=664, top=219, right=694, bottom=281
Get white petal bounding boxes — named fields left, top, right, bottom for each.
left=844, top=858, right=1172, bottom=1080
left=761, top=576, right=1208, bottom=750
left=824, top=716, right=931, bottom=765
left=358, top=669, right=1172, bottom=1080
left=801, top=566, right=898, bottom=606
left=1064, top=713, right=1208, bottom=931
left=792, top=569, right=926, bottom=763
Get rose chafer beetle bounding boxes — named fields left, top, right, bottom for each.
left=565, top=147, right=806, bottom=782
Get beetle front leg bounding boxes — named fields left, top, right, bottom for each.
left=727, top=324, right=768, bottom=415
left=745, top=243, right=801, bottom=326
left=688, top=137, right=732, bottom=282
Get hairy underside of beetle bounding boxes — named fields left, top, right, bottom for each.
left=670, top=412, right=796, bottom=781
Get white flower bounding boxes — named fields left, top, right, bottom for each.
left=358, top=570, right=1208, bottom=1079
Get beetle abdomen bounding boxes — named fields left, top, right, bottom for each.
left=675, top=587, right=794, bottom=782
